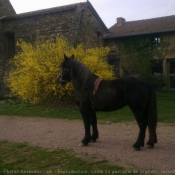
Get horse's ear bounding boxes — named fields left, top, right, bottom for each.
left=64, top=53, right=67, bottom=59
left=64, top=53, right=74, bottom=62
left=64, top=53, right=69, bottom=62
left=71, top=54, right=74, bottom=59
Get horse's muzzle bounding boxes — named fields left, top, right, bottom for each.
left=57, top=74, right=63, bottom=84
left=57, top=77, right=67, bottom=84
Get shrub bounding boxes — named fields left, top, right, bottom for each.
left=147, top=75, right=167, bottom=90
left=7, top=37, right=114, bottom=105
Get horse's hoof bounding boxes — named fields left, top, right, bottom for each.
left=133, top=143, right=141, bottom=151
left=79, top=143, right=84, bottom=147
left=91, top=138, right=97, bottom=142
left=147, top=144, right=154, bottom=149
left=79, top=142, right=88, bottom=147
left=147, top=141, right=154, bottom=148
left=133, top=146, right=140, bottom=151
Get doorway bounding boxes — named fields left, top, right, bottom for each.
left=5, top=32, right=15, bottom=59
left=167, top=59, right=175, bottom=89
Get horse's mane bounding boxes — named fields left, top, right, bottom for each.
left=69, top=59, right=98, bottom=92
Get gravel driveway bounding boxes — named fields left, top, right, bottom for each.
left=0, top=115, right=175, bottom=174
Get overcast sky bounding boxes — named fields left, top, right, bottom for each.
left=9, top=0, right=175, bottom=28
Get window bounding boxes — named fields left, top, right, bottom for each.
left=153, top=35, right=160, bottom=47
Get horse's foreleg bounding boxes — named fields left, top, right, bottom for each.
left=90, top=111, right=99, bottom=142
left=79, top=108, right=92, bottom=146
left=133, top=110, right=148, bottom=151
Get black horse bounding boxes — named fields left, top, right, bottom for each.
left=57, top=54, right=157, bottom=150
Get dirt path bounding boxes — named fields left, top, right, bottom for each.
left=0, top=115, right=175, bottom=174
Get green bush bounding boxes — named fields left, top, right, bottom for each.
left=147, top=75, right=167, bottom=90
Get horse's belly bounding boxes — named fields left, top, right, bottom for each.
left=93, top=96, right=125, bottom=112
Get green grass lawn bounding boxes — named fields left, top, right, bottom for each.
left=0, top=141, right=137, bottom=175
left=0, top=91, right=174, bottom=123
left=156, top=91, right=175, bottom=122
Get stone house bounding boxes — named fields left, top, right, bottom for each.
left=0, top=0, right=108, bottom=95
left=104, top=16, right=175, bottom=89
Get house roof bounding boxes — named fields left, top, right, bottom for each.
left=1, top=2, right=81, bottom=19
left=1, top=0, right=108, bottom=33
left=104, top=15, right=175, bottom=39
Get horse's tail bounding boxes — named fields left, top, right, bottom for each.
left=147, top=83, right=157, bottom=147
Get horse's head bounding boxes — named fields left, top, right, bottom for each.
left=57, top=54, right=74, bottom=84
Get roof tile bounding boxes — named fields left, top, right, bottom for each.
left=105, top=15, right=175, bottom=38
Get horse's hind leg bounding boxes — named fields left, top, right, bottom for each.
left=90, top=111, right=99, bottom=142
left=133, top=110, right=148, bottom=150
left=147, top=126, right=157, bottom=148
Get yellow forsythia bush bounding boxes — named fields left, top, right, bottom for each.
left=7, top=37, right=115, bottom=104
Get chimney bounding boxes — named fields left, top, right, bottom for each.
left=116, top=17, right=125, bottom=26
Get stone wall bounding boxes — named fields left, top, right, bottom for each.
left=3, top=9, right=78, bottom=45
left=0, top=0, right=16, bottom=95
left=0, top=0, right=16, bottom=17
left=0, top=21, right=4, bottom=94
left=2, top=3, right=107, bottom=48
left=162, top=32, right=175, bottom=58
left=104, top=32, right=175, bottom=59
